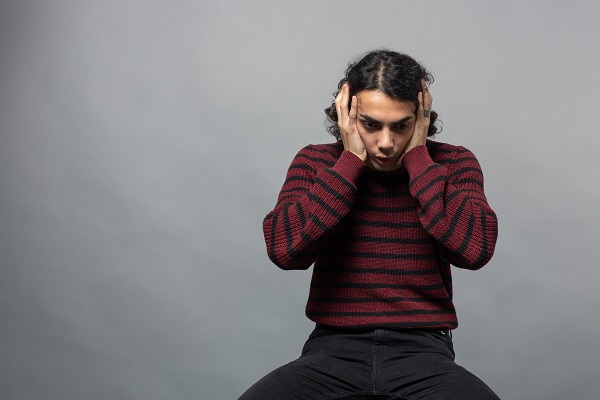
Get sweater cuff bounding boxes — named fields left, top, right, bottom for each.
left=331, top=150, right=367, bottom=183
left=403, top=145, right=435, bottom=179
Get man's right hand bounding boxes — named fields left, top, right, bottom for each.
left=335, top=83, right=367, bottom=162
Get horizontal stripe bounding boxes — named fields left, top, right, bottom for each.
left=276, top=193, right=299, bottom=203
left=347, top=218, right=422, bottom=229
left=358, top=189, right=411, bottom=198
left=410, top=164, right=442, bottom=187
left=307, top=145, right=341, bottom=155
left=326, top=321, right=458, bottom=329
left=307, top=214, right=329, bottom=232
left=288, top=163, right=316, bottom=174
left=332, top=234, right=433, bottom=245
left=315, top=267, right=441, bottom=276
left=278, top=186, right=309, bottom=196
left=323, top=168, right=357, bottom=194
left=307, top=309, right=455, bottom=317
left=419, top=192, right=443, bottom=215
left=284, top=175, right=312, bottom=185
left=454, top=178, right=484, bottom=188
left=452, top=166, right=483, bottom=177
left=310, top=282, right=446, bottom=290
left=308, top=296, right=448, bottom=304
left=296, top=153, right=336, bottom=167
left=432, top=146, right=458, bottom=154
left=314, top=176, right=353, bottom=209
left=317, top=251, right=436, bottom=260
left=307, top=192, right=344, bottom=220
left=439, top=156, right=478, bottom=165
left=414, top=175, right=446, bottom=198
left=353, top=204, right=417, bottom=213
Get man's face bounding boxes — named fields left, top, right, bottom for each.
left=355, top=90, right=416, bottom=172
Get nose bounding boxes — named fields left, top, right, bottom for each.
left=377, top=129, right=394, bottom=153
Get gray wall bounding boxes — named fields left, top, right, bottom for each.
left=1, top=1, right=599, bottom=399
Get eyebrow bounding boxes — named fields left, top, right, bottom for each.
left=358, top=114, right=414, bottom=124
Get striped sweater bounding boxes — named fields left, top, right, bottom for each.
left=263, top=140, right=498, bottom=329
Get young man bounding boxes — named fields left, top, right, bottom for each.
left=240, top=50, right=500, bottom=400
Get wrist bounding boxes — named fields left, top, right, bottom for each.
left=403, top=145, right=434, bottom=177
left=351, top=150, right=367, bottom=162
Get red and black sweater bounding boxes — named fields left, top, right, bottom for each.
left=263, top=140, right=498, bottom=330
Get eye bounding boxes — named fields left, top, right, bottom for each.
left=361, top=120, right=379, bottom=130
left=394, top=123, right=409, bottom=131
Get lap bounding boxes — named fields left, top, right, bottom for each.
left=238, top=326, right=500, bottom=400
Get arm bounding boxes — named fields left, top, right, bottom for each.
left=401, top=80, right=498, bottom=269
left=403, top=145, right=498, bottom=270
left=263, top=83, right=368, bottom=270
left=263, top=148, right=365, bottom=270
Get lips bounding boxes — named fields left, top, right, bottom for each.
left=374, top=156, right=393, bottom=165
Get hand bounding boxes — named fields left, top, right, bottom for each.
left=335, top=83, right=367, bottom=162
left=403, top=79, right=433, bottom=156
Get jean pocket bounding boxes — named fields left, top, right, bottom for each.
left=421, top=330, right=455, bottom=359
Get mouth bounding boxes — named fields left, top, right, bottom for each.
left=374, top=156, right=394, bottom=166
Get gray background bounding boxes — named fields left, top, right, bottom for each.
left=1, top=1, right=599, bottom=399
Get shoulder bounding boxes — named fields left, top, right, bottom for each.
left=427, top=140, right=480, bottom=166
left=292, top=141, right=343, bottom=168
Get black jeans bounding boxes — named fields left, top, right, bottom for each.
left=238, top=324, right=500, bottom=400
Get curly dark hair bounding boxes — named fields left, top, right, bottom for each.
left=325, top=49, right=440, bottom=140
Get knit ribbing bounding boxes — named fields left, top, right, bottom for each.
left=263, top=140, right=498, bottom=329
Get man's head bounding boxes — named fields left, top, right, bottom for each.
left=325, top=50, right=439, bottom=141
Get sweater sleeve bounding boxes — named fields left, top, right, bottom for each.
left=263, top=146, right=367, bottom=270
left=403, top=145, right=498, bottom=270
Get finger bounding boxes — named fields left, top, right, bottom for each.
left=335, top=85, right=344, bottom=122
left=417, top=91, right=424, bottom=118
left=419, top=93, right=431, bottom=120
left=424, top=91, right=432, bottom=112
left=348, top=95, right=358, bottom=125
left=338, top=84, right=351, bottom=127
left=421, top=79, right=432, bottom=117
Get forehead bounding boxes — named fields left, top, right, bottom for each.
left=356, top=90, right=415, bottom=120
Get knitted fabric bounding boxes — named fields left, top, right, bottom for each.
left=263, top=140, right=498, bottom=329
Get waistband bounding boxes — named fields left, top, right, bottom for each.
left=314, top=323, right=452, bottom=339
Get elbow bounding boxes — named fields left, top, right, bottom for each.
left=263, top=234, right=313, bottom=271
left=463, top=211, right=498, bottom=270
left=445, top=228, right=498, bottom=271
left=457, top=233, right=498, bottom=271
left=265, top=244, right=313, bottom=270
left=461, top=253, right=493, bottom=270
left=451, top=251, right=494, bottom=271
left=263, top=215, right=316, bottom=271
left=268, top=253, right=313, bottom=271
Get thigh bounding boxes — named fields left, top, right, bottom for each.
left=238, top=327, right=374, bottom=400
left=401, top=363, right=500, bottom=400
left=238, top=353, right=372, bottom=400
left=377, top=330, right=500, bottom=400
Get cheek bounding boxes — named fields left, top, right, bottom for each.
left=356, top=129, right=376, bottom=150
left=394, top=135, right=412, bottom=153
